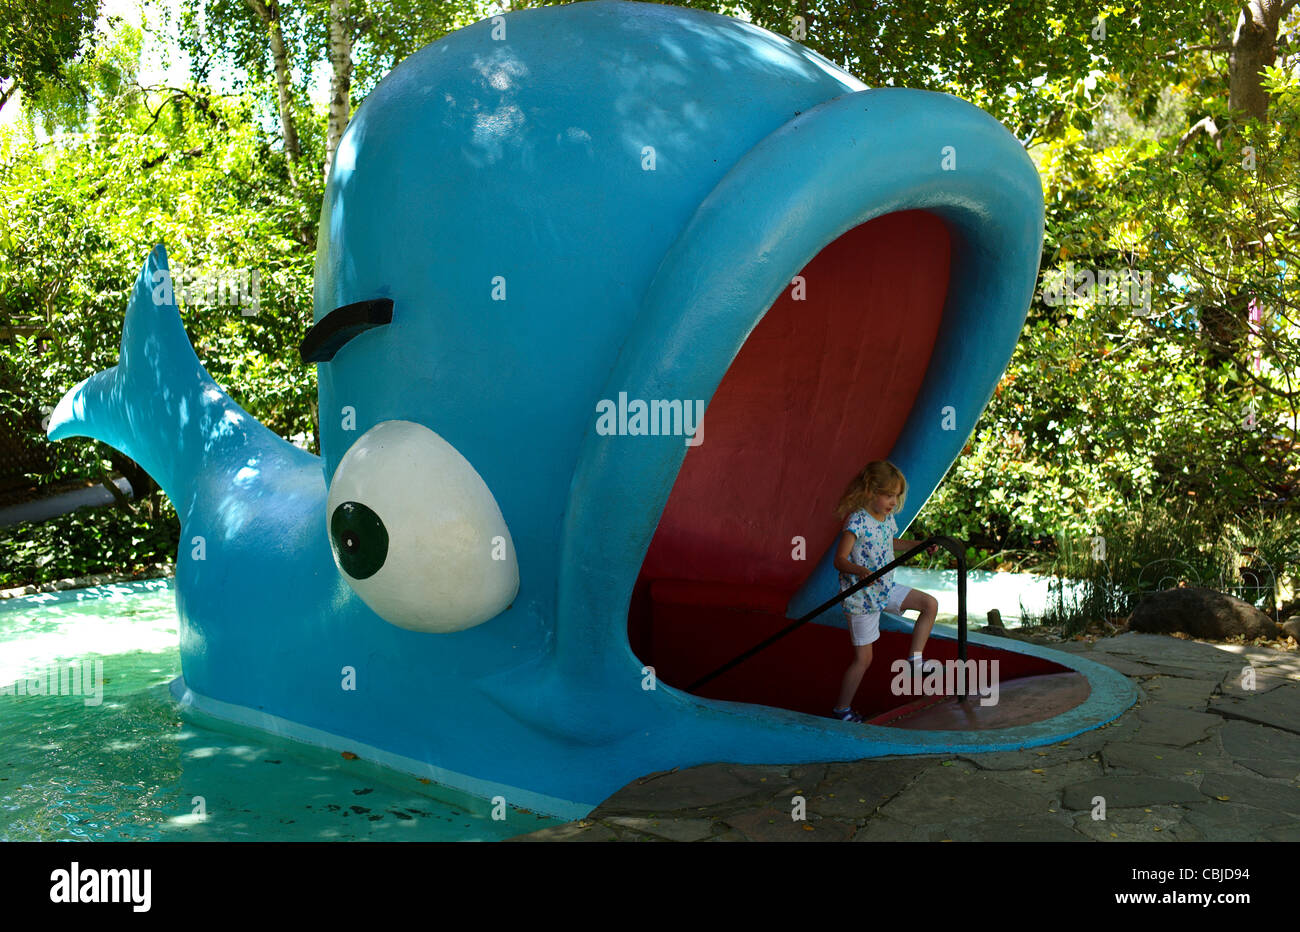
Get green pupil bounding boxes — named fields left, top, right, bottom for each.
left=331, top=501, right=388, bottom=579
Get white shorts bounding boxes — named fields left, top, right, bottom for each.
left=845, top=583, right=912, bottom=646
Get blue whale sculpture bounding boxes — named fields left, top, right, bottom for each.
left=49, top=0, right=1134, bottom=818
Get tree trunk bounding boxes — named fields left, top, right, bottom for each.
left=1229, top=0, right=1289, bottom=120
left=308, top=395, right=320, bottom=456
left=1196, top=1, right=1294, bottom=407
left=245, top=0, right=302, bottom=188
left=325, top=0, right=354, bottom=181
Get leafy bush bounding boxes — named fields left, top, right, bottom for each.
left=0, top=496, right=179, bottom=588
left=1019, top=492, right=1300, bottom=635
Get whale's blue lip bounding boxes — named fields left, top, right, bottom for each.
left=551, top=87, right=1047, bottom=718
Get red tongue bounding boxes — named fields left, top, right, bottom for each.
left=637, top=208, right=950, bottom=600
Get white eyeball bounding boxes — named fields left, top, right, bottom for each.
left=325, top=420, right=519, bottom=632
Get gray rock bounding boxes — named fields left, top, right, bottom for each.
left=1225, top=644, right=1300, bottom=675
left=604, top=816, right=717, bottom=842
left=808, top=757, right=933, bottom=820
left=1083, top=653, right=1165, bottom=677
left=1263, top=823, right=1300, bottom=841
left=1061, top=776, right=1204, bottom=810
left=1281, top=616, right=1300, bottom=641
left=1051, top=641, right=1096, bottom=654
left=702, top=828, right=751, bottom=842
left=1215, top=683, right=1300, bottom=736
left=1233, top=758, right=1300, bottom=780
left=1134, top=706, right=1222, bottom=747
left=1093, top=631, right=1237, bottom=663
left=1199, top=772, right=1300, bottom=815
left=1128, top=587, right=1279, bottom=639
left=880, top=762, right=1052, bottom=823
left=960, top=741, right=1097, bottom=771
left=721, top=807, right=852, bottom=841
left=1218, top=665, right=1292, bottom=697
left=590, top=763, right=771, bottom=814
left=1218, top=719, right=1300, bottom=779
left=854, top=814, right=929, bottom=841
left=947, top=817, right=1086, bottom=842
left=1183, top=801, right=1294, bottom=841
left=1071, top=804, right=1201, bottom=841
left=983, top=757, right=1104, bottom=799
left=1139, top=675, right=1220, bottom=709
left=508, top=820, right=618, bottom=842
left=817, top=757, right=931, bottom=800
left=1101, top=742, right=1224, bottom=777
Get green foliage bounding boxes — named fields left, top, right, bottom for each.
left=174, top=0, right=485, bottom=122
left=0, top=0, right=101, bottom=108
left=0, top=20, right=319, bottom=488
left=0, top=495, right=180, bottom=588
left=912, top=4, right=1300, bottom=558
left=15, top=13, right=140, bottom=132
left=1020, top=493, right=1300, bottom=635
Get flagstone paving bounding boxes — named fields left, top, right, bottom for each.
left=509, top=632, right=1300, bottom=841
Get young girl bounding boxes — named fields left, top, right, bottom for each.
left=830, top=460, right=940, bottom=723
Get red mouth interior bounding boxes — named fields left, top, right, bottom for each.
left=627, top=210, right=1071, bottom=720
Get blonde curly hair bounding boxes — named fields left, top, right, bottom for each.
left=835, top=460, right=907, bottom=519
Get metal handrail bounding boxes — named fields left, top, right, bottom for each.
left=685, top=535, right=969, bottom=702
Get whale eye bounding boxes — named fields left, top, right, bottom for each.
left=330, top=501, right=388, bottom=579
left=325, top=419, right=519, bottom=632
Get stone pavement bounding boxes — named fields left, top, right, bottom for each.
left=510, top=632, right=1300, bottom=841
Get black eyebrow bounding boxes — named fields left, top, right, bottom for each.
left=299, top=298, right=394, bottom=363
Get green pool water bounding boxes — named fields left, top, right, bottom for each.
left=0, top=579, right=563, bottom=841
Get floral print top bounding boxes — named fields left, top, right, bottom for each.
left=838, top=508, right=897, bottom=614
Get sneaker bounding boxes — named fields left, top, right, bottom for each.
left=910, top=656, right=942, bottom=676
left=831, top=707, right=863, bottom=723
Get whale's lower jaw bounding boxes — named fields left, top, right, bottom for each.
left=174, top=540, right=1137, bottom=817
left=166, top=456, right=1136, bottom=812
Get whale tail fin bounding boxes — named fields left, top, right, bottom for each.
left=47, top=243, right=265, bottom=508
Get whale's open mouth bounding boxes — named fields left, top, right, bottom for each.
left=627, top=210, right=1080, bottom=722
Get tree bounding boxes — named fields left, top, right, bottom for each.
left=0, top=0, right=100, bottom=114
left=177, top=0, right=483, bottom=185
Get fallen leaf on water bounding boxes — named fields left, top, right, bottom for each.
left=802, top=825, right=814, bottom=831
left=418, top=778, right=431, bottom=784
left=341, top=751, right=358, bottom=760
left=1032, top=769, right=1045, bottom=774
left=1215, top=795, right=1231, bottom=801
